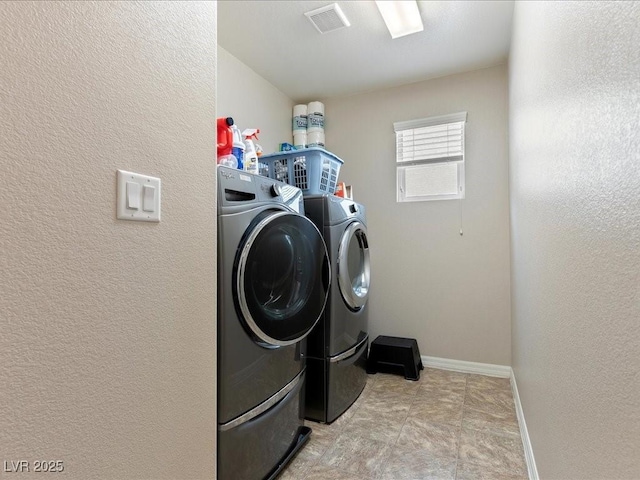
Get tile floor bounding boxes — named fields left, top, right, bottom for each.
left=281, top=368, right=528, bottom=480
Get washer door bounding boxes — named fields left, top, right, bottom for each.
left=235, top=210, right=330, bottom=347
left=337, top=221, right=371, bottom=311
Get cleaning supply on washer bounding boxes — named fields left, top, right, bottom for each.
left=242, top=128, right=260, bottom=175
left=217, top=154, right=238, bottom=168
left=279, top=142, right=297, bottom=152
left=217, top=117, right=234, bottom=159
left=230, top=124, right=245, bottom=170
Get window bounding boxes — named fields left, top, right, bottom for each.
left=395, top=112, right=467, bottom=202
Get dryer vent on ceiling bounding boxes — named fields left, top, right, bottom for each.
left=305, top=3, right=351, bottom=34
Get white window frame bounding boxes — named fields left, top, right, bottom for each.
left=395, top=112, right=467, bottom=202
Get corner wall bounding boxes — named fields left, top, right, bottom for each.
left=0, top=2, right=217, bottom=478
left=324, top=65, right=511, bottom=365
left=509, top=2, right=640, bottom=478
left=217, top=47, right=293, bottom=155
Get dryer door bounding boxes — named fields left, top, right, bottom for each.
left=337, top=221, right=370, bottom=311
left=235, top=210, right=330, bottom=347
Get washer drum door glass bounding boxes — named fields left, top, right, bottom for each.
left=338, top=222, right=370, bottom=311
left=236, top=210, right=330, bottom=347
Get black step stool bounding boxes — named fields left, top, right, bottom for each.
left=367, top=336, right=424, bottom=381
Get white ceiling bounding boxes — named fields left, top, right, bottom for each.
left=218, top=1, right=514, bottom=103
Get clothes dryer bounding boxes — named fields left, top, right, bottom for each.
left=303, top=194, right=370, bottom=423
left=217, top=167, right=330, bottom=480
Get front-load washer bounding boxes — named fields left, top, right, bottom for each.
left=217, top=167, right=330, bottom=480
left=303, top=194, right=371, bottom=423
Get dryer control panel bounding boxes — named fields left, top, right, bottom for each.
left=218, top=166, right=303, bottom=214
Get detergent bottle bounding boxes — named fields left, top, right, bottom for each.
left=242, top=128, right=260, bottom=175
left=217, top=117, right=234, bottom=163
left=231, top=124, right=245, bottom=170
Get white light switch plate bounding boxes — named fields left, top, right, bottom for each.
left=117, top=170, right=161, bottom=222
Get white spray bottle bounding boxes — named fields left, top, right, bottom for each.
left=242, top=128, right=260, bottom=175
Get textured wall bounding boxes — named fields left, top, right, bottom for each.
left=0, top=2, right=217, bottom=479
left=324, top=65, right=511, bottom=365
left=509, top=2, right=640, bottom=478
left=217, top=47, right=294, bottom=155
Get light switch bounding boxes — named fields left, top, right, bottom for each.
left=117, top=170, right=161, bottom=222
left=126, top=182, right=140, bottom=210
left=143, top=185, right=155, bottom=212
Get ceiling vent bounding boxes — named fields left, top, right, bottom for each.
left=305, top=3, right=351, bottom=34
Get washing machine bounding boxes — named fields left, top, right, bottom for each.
left=303, top=194, right=370, bottom=424
left=217, top=167, right=330, bottom=480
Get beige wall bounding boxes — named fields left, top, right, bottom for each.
left=0, top=2, right=217, bottom=479
left=509, top=2, right=640, bottom=478
left=324, top=65, right=511, bottom=365
left=217, top=47, right=293, bottom=155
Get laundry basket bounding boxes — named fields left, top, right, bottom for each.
left=260, top=148, right=343, bottom=195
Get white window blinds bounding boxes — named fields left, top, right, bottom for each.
left=395, top=112, right=467, bottom=202
left=394, top=112, right=467, bottom=165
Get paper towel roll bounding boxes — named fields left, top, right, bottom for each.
left=292, top=104, right=308, bottom=133
left=307, top=130, right=325, bottom=148
left=293, top=104, right=308, bottom=116
left=293, top=132, right=307, bottom=149
left=307, top=101, right=324, bottom=116
left=307, top=101, right=325, bottom=133
left=307, top=115, right=324, bottom=133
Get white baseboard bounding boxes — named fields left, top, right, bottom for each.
left=510, top=369, right=539, bottom=480
left=421, top=355, right=512, bottom=378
